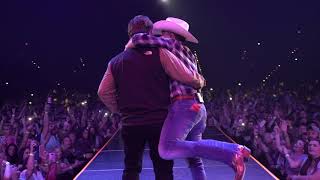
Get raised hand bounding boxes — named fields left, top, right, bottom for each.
left=17, top=103, right=26, bottom=119
left=280, top=120, right=288, bottom=132
left=30, top=140, right=37, bottom=152
left=274, top=125, right=280, bottom=135
left=44, top=101, right=51, bottom=113
left=11, top=107, right=16, bottom=116
left=282, top=146, right=289, bottom=155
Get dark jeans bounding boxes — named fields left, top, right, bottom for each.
left=121, top=124, right=174, bottom=180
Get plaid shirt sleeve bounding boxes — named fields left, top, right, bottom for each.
left=131, top=33, right=174, bottom=51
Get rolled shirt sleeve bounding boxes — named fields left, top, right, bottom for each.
left=159, top=48, right=205, bottom=89
left=97, top=63, right=118, bottom=113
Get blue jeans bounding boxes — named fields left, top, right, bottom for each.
left=159, top=99, right=240, bottom=180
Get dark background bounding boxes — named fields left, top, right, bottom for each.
left=1, top=0, right=320, bottom=101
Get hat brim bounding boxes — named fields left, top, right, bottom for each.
left=153, top=20, right=199, bottom=44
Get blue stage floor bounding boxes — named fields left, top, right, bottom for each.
left=75, top=127, right=278, bottom=180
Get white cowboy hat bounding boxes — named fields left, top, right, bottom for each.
left=153, top=17, right=199, bottom=44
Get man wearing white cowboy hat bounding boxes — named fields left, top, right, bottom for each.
left=128, top=17, right=251, bottom=180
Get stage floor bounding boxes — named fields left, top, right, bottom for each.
left=76, top=127, right=277, bottom=180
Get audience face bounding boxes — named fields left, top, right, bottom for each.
left=307, top=128, right=318, bottom=139
left=40, top=150, right=48, bottom=162
left=68, top=132, right=77, bottom=145
left=301, top=132, right=309, bottom=143
left=12, top=122, right=19, bottom=133
left=258, top=126, right=266, bottom=135
left=22, top=148, right=30, bottom=161
left=308, top=140, right=320, bottom=158
left=89, top=127, right=96, bottom=135
left=49, top=122, right=55, bottom=132
left=300, top=118, right=308, bottom=124
left=82, top=129, right=89, bottom=139
left=299, top=125, right=307, bottom=136
left=52, top=123, right=60, bottom=135
left=2, top=125, right=11, bottom=136
left=247, top=121, right=254, bottom=129
left=54, top=148, right=62, bottom=160
left=62, top=137, right=72, bottom=149
left=7, top=144, right=17, bottom=157
left=63, top=121, right=71, bottom=132
left=293, top=140, right=305, bottom=153
left=300, top=111, right=307, bottom=119
left=263, top=133, right=273, bottom=144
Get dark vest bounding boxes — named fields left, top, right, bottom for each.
left=110, top=47, right=170, bottom=126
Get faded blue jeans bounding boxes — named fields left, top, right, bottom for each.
left=159, top=99, right=240, bottom=180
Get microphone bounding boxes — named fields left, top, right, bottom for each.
left=193, top=51, right=205, bottom=103
left=193, top=51, right=204, bottom=75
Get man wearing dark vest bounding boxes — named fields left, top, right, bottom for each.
left=98, top=15, right=205, bottom=180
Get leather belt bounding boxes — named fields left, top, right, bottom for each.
left=171, top=95, right=196, bottom=103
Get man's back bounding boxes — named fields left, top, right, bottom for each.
left=110, top=47, right=170, bottom=126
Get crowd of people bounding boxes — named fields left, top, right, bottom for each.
left=0, top=91, right=120, bottom=180
left=206, top=81, right=320, bottom=179
left=1, top=81, right=320, bottom=179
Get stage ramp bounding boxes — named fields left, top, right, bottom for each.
left=75, top=127, right=278, bottom=180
